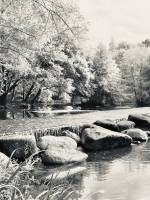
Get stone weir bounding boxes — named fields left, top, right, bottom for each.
left=34, top=124, right=90, bottom=140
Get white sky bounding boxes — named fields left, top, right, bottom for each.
left=77, top=0, right=150, bottom=49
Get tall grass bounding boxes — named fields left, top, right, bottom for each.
left=0, top=152, right=77, bottom=200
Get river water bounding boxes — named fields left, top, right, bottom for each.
left=0, top=107, right=150, bottom=200
left=78, top=143, right=150, bottom=200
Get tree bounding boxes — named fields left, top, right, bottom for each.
left=120, top=46, right=150, bottom=106
left=35, top=35, right=93, bottom=104
left=87, top=44, right=122, bottom=106
left=142, top=39, right=150, bottom=47
left=0, top=0, right=86, bottom=107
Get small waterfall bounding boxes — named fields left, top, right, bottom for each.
left=34, top=124, right=89, bottom=141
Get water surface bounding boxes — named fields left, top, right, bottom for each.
left=79, top=143, right=150, bottom=200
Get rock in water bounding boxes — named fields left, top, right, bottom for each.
left=117, top=120, right=135, bottom=131
left=36, top=135, right=77, bottom=150
left=0, top=135, right=37, bottom=161
left=61, top=130, right=80, bottom=144
left=94, top=119, right=119, bottom=132
left=41, top=148, right=88, bottom=165
left=122, top=128, right=148, bottom=142
left=94, top=119, right=135, bottom=132
left=128, top=114, right=150, bottom=128
left=81, top=125, right=132, bottom=150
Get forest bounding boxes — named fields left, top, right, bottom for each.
left=0, top=0, right=150, bottom=109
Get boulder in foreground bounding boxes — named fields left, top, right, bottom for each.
left=81, top=125, right=132, bottom=151
left=128, top=114, right=150, bottom=128
left=122, top=128, right=148, bottom=142
left=41, top=148, right=88, bottom=165
left=0, top=135, right=37, bottom=161
left=36, top=135, right=77, bottom=150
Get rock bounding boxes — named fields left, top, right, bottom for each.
left=36, top=135, right=77, bottom=150
left=122, top=128, right=148, bottom=142
left=61, top=130, right=80, bottom=144
left=81, top=125, right=132, bottom=151
left=94, top=119, right=135, bottom=132
left=117, top=120, right=135, bottom=131
left=0, top=135, right=38, bottom=161
left=128, top=114, right=150, bottom=128
left=41, top=148, right=88, bottom=165
left=94, top=119, right=119, bottom=132
left=0, top=152, right=11, bottom=168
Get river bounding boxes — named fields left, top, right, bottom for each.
left=0, top=107, right=150, bottom=200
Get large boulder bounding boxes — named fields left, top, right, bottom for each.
left=36, top=135, right=77, bottom=150
left=122, top=128, right=148, bottom=142
left=41, top=148, right=88, bottom=165
left=61, top=130, right=80, bottom=144
left=81, top=125, right=132, bottom=151
left=117, top=120, right=135, bottom=131
left=94, top=119, right=119, bottom=132
left=0, top=135, right=37, bottom=161
left=128, top=114, right=150, bottom=128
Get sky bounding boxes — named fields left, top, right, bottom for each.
left=77, top=0, right=150, bottom=49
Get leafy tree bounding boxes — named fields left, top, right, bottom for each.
left=0, top=0, right=86, bottom=107
left=120, top=46, right=150, bottom=106
left=87, top=44, right=122, bottom=106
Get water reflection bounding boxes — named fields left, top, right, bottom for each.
left=0, top=109, right=93, bottom=120
left=78, top=142, right=150, bottom=200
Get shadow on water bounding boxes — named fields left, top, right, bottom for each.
left=86, top=146, right=132, bottom=162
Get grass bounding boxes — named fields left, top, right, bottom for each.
left=0, top=152, right=77, bottom=200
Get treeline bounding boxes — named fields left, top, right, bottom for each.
left=87, top=40, right=150, bottom=107
left=0, top=0, right=150, bottom=108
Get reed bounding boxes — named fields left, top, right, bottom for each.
left=0, top=152, right=77, bottom=200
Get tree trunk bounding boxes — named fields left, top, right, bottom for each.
left=0, top=93, right=7, bottom=107
left=24, top=82, right=35, bottom=102
left=0, top=66, right=9, bottom=107
left=30, top=88, right=42, bottom=106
